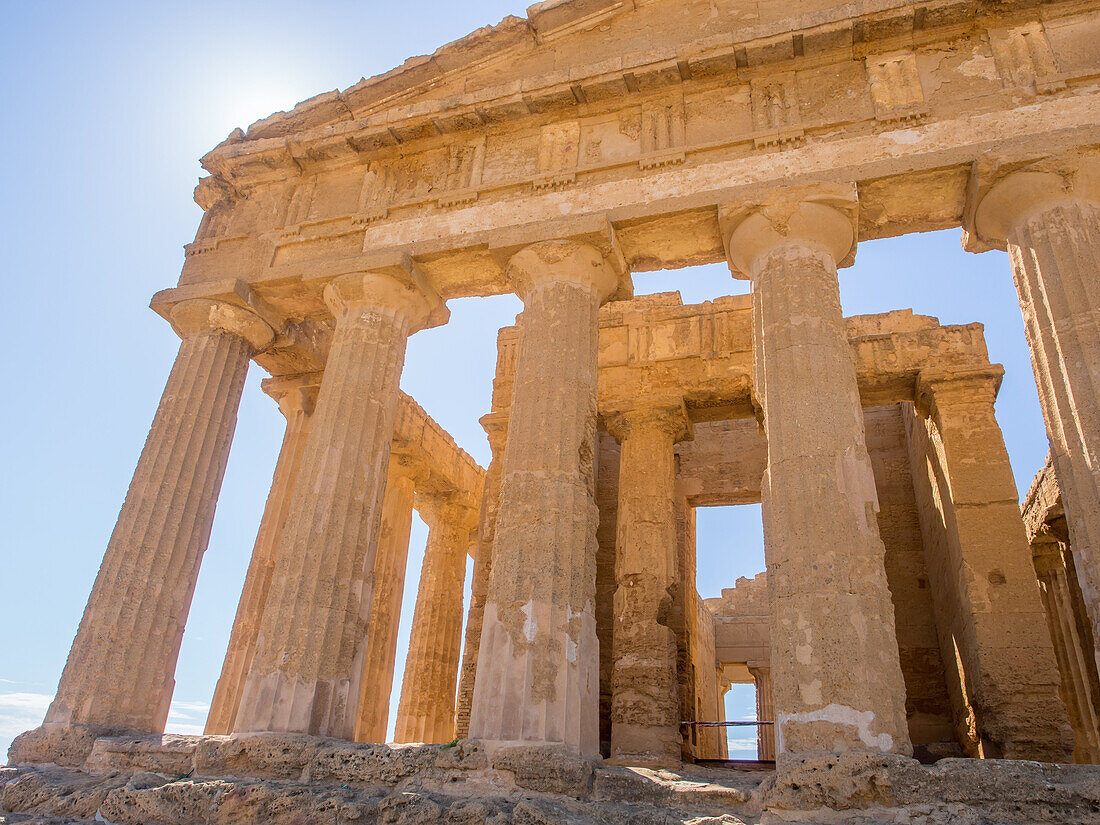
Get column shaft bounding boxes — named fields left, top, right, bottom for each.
left=46, top=300, right=271, bottom=733
left=1035, top=540, right=1100, bottom=762
left=454, top=416, right=507, bottom=739
left=606, top=406, right=686, bottom=766
left=354, top=458, right=418, bottom=743
left=470, top=240, right=617, bottom=756
left=394, top=497, right=473, bottom=743
left=732, top=197, right=911, bottom=756
left=206, top=380, right=315, bottom=735
left=234, top=272, right=432, bottom=739
left=1009, top=199, right=1100, bottom=673
left=750, top=667, right=776, bottom=761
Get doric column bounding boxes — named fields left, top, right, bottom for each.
left=604, top=398, right=691, bottom=767
left=1033, top=534, right=1100, bottom=763
left=394, top=494, right=478, bottom=743
left=967, top=156, right=1100, bottom=675
left=469, top=240, right=622, bottom=757
left=748, top=664, right=775, bottom=761
left=913, top=368, right=1073, bottom=760
left=234, top=271, right=442, bottom=739
left=725, top=184, right=911, bottom=757
left=205, top=374, right=318, bottom=735
left=45, top=299, right=273, bottom=734
left=454, top=412, right=508, bottom=739
left=353, top=455, right=420, bottom=743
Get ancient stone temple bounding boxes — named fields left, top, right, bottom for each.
left=6, top=0, right=1100, bottom=822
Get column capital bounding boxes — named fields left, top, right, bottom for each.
left=963, top=152, right=1100, bottom=252
left=169, top=298, right=275, bottom=353
left=602, top=396, right=693, bottom=443
left=479, top=410, right=510, bottom=456
left=506, top=240, right=623, bottom=306
left=262, top=372, right=321, bottom=419
left=322, top=270, right=446, bottom=333
left=914, top=365, right=1004, bottom=422
left=416, top=490, right=480, bottom=535
left=720, top=182, right=858, bottom=280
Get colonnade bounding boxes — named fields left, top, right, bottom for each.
left=34, top=160, right=1100, bottom=766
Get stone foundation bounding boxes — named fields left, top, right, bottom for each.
left=7, top=731, right=1100, bottom=824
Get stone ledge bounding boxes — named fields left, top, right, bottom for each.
left=7, top=732, right=1100, bottom=824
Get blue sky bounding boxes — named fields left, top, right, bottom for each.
left=0, top=2, right=1041, bottom=761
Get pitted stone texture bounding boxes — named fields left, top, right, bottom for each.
left=395, top=495, right=476, bottom=744
left=470, top=241, right=621, bottom=757
left=235, top=271, right=434, bottom=739
left=7, top=738, right=1100, bottom=824
left=206, top=378, right=317, bottom=736
left=45, top=300, right=272, bottom=735
left=732, top=193, right=911, bottom=757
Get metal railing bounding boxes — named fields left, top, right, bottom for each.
left=680, top=720, right=773, bottom=727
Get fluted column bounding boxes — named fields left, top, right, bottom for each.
left=1034, top=536, right=1100, bottom=763
left=914, top=368, right=1073, bottom=760
left=206, top=374, right=318, bottom=735
left=44, top=299, right=273, bottom=734
left=234, top=271, right=439, bottom=739
left=353, top=455, right=420, bottom=743
left=454, top=413, right=508, bottom=739
left=394, top=494, right=477, bottom=743
left=604, top=399, right=691, bottom=767
left=749, top=665, right=775, bottom=761
left=469, top=240, right=621, bottom=757
left=970, top=157, right=1100, bottom=676
left=726, top=185, right=911, bottom=757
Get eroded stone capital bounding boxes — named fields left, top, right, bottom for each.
left=416, top=491, right=480, bottom=535
left=603, top=396, right=693, bottom=443
left=914, top=366, right=1003, bottom=423
left=507, top=240, right=620, bottom=305
left=722, top=183, right=858, bottom=280
left=262, top=372, right=321, bottom=419
left=169, top=298, right=275, bottom=353
left=322, top=270, right=437, bottom=332
left=964, top=153, right=1100, bottom=251
left=479, top=411, right=510, bottom=457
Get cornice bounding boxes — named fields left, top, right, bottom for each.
left=200, top=0, right=1084, bottom=192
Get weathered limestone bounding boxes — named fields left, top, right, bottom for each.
left=604, top=399, right=692, bottom=767
left=234, top=271, right=441, bottom=739
left=908, top=367, right=1073, bottom=760
left=469, top=240, right=621, bottom=757
left=454, top=413, right=507, bottom=740
left=205, top=374, right=318, bottom=736
left=394, top=493, right=477, bottom=744
left=726, top=186, right=911, bottom=757
left=967, top=156, right=1100, bottom=677
left=353, top=456, right=419, bottom=744
left=749, top=665, right=775, bottom=762
left=1024, top=457, right=1100, bottom=763
left=44, top=299, right=273, bottom=735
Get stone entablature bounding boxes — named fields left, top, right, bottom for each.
left=161, top=0, right=1099, bottom=380
left=489, top=293, right=995, bottom=420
